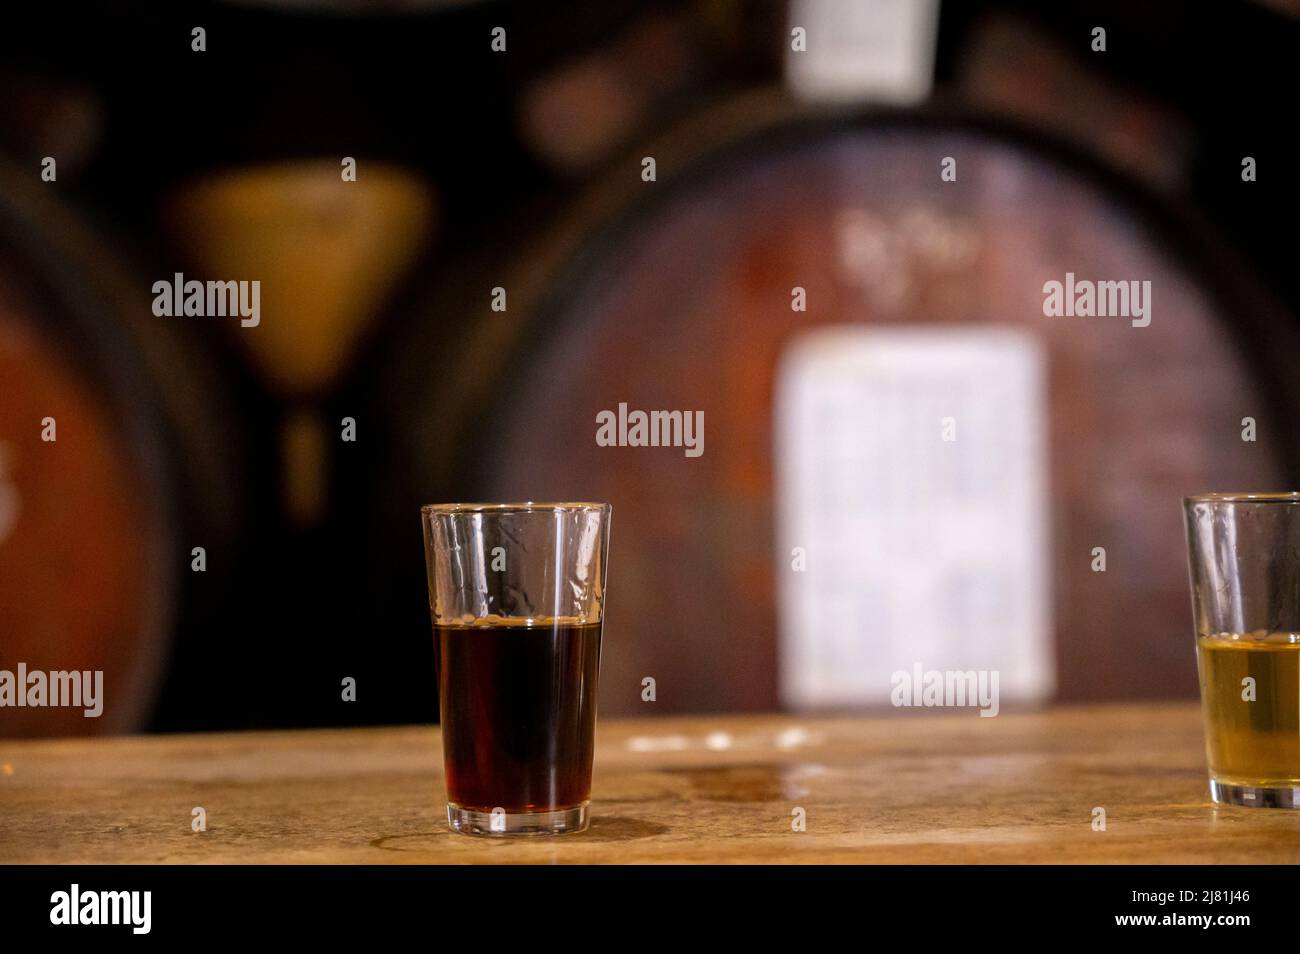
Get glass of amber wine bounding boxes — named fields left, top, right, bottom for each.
left=1185, top=493, right=1300, bottom=808
left=421, top=502, right=612, bottom=834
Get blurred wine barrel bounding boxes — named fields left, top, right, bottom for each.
left=360, top=90, right=1300, bottom=717
left=0, top=159, right=246, bottom=737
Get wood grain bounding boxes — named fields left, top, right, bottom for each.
left=1, top=703, right=1297, bottom=863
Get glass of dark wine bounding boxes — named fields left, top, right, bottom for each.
left=421, top=502, right=612, bottom=834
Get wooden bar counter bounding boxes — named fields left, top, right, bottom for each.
left=2, top=703, right=1298, bottom=864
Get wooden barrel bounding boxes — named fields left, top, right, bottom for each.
left=0, top=161, right=246, bottom=736
left=360, top=92, right=1299, bottom=717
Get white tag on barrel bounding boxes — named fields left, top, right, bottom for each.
left=774, top=326, right=1054, bottom=710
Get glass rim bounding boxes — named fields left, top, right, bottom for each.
left=1184, top=492, right=1300, bottom=505
left=421, top=501, right=611, bottom=514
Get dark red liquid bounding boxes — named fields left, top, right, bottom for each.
left=436, top=619, right=601, bottom=812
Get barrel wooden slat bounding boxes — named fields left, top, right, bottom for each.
left=0, top=163, right=246, bottom=736
left=375, top=109, right=1293, bottom=716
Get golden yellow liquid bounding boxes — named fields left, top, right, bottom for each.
left=1197, top=634, right=1300, bottom=787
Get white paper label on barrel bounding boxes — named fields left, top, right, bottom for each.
left=785, top=0, right=940, bottom=105
left=774, top=326, right=1054, bottom=710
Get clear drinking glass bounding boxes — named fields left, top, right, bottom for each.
left=421, top=502, right=612, bottom=834
left=1184, top=493, right=1300, bottom=808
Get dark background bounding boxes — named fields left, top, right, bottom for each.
left=0, top=0, right=1296, bottom=734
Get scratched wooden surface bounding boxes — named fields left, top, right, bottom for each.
left=1, top=703, right=1297, bottom=863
